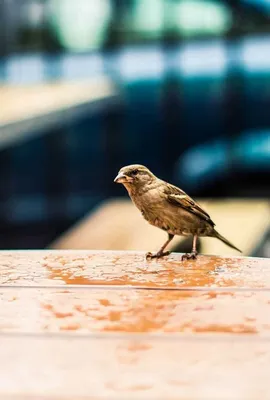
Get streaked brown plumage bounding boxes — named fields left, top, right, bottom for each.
left=114, top=164, right=241, bottom=260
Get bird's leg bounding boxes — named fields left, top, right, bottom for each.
left=146, top=234, right=174, bottom=259
left=181, top=235, right=198, bottom=261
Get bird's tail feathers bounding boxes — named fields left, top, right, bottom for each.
left=213, top=230, right=242, bottom=253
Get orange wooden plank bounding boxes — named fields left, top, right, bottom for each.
left=0, top=250, right=269, bottom=399
left=0, top=288, right=270, bottom=335
left=0, top=250, right=268, bottom=288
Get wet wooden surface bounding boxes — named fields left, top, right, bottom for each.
left=0, top=250, right=269, bottom=399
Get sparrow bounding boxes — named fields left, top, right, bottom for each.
left=114, top=164, right=241, bottom=260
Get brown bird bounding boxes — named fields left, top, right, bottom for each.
left=114, top=164, right=241, bottom=260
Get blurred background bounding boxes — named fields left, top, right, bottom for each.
left=0, top=0, right=269, bottom=257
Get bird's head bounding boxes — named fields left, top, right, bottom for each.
left=114, top=164, right=155, bottom=191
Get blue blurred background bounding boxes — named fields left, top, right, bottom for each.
left=0, top=0, right=269, bottom=254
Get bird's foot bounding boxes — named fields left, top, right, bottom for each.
left=146, top=250, right=171, bottom=259
left=181, top=252, right=197, bottom=261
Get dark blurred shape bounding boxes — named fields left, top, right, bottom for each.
left=174, top=130, right=270, bottom=196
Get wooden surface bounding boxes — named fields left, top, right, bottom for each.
left=0, top=250, right=269, bottom=399
left=0, top=78, right=116, bottom=148
left=50, top=198, right=270, bottom=256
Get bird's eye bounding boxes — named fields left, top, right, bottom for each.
left=131, top=169, right=139, bottom=176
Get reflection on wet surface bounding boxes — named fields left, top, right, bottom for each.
left=45, top=253, right=268, bottom=288
left=0, top=288, right=270, bottom=334
left=0, top=251, right=268, bottom=288
left=0, top=250, right=269, bottom=398
left=0, top=251, right=269, bottom=335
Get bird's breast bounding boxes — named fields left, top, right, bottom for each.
left=131, top=191, right=163, bottom=217
left=133, top=192, right=170, bottom=229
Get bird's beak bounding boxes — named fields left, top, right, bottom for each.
left=114, top=172, right=134, bottom=184
left=114, top=172, right=128, bottom=183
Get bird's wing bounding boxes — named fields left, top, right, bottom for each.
left=163, top=183, right=215, bottom=226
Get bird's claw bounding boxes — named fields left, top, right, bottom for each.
left=146, top=251, right=171, bottom=259
left=181, top=252, right=197, bottom=261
